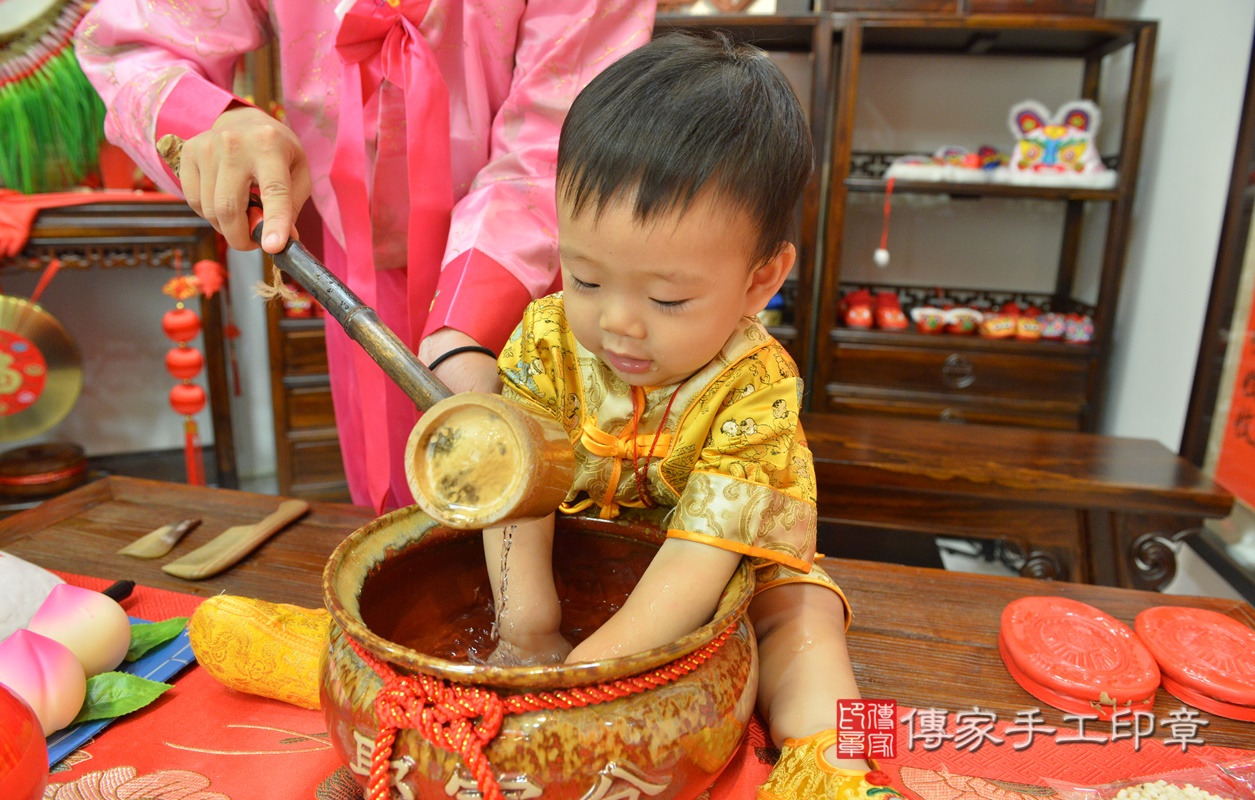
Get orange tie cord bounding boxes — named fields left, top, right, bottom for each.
left=348, top=625, right=735, bottom=800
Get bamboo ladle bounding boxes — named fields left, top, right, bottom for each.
left=158, top=136, right=573, bottom=529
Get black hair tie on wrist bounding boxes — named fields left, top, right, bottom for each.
left=426, top=345, right=497, bottom=372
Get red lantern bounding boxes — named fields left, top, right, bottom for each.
left=165, top=346, right=204, bottom=380
left=169, top=383, right=206, bottom=417
left=161, top=307, right=201, bottom=342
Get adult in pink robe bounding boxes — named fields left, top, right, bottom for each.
left=75, top=0, right=657, bottom=511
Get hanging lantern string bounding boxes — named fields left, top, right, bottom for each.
left=874, top=176, right=895, bottom=268
left=29, top=257, right=63, bottom=305
left=213, top=235, right=243, bottom=397
left=162, top=248, right=207, bottom=486
left=880, top=176, right=895, bottom=252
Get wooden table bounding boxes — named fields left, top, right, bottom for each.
left=802, top=413, right=1235, bottom=589
left=1, top=476, right=1252, bottom=751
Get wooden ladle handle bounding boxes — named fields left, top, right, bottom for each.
left=156, top=134, right=453, bottom=412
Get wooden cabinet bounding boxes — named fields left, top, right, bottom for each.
left=658, top=11, right=1155, bottom=433
left=813, top=14, right=1156, bottom=432
left=828, top=333, right=1090, bottom=428
left=265, top=307, right=351, bottom=502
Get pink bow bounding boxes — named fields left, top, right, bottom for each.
left=330, top=0, right=454, bottom=511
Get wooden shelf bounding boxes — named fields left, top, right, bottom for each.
left=830, top=326, right=1096, bottom=357
left=655, top=13, right=829, bottom=50
left=854, top=14, right=1149, bottom=57
left=845, top=176, right=1120, bottom=201
left=813, top=13, right=1155, bottom=432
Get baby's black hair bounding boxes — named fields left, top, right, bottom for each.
left=557, top=31, right=813, bottom=269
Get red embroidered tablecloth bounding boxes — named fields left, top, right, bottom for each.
left=44, top=575, right=1255, bottom=800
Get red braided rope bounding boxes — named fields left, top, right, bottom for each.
left=347, top=625, right=734, bottom=800
left=631, top=382, right=683, bottom=509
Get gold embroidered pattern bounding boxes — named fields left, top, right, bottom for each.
left=499, top=296, right=819, bottom=577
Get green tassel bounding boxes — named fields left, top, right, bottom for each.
left=0, top=47, right=107, bottom=194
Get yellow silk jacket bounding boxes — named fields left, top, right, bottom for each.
left=498, top=295, right=819, bottom=581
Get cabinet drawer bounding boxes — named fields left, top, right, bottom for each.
left=281, top=328, right=330, bottom=376
left=966, top=0, right=1099, bottom=15
left=285, top=384, right=337, bottom=430
left=831, top=343, right=1089, bottom=402
left=286, top=438, right=347, bottom=487
left=825, top=390, right=1083, bottom=430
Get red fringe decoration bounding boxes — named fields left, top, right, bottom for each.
left=184, top=418, right=205, bottom=486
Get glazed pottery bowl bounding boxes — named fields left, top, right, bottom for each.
left=321, top=506, right=758, bottom=800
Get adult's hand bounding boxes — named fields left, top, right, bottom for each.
left=177, top=105, right=311, bottom=254
left=419, top=328, right=502, bottom=395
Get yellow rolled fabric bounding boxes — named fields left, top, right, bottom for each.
left=188, top=595, right=330, bottom=710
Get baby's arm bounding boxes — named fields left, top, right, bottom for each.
left=484, top=514, right=571, bottom=666
left=567, top=538, right=742, bottom=663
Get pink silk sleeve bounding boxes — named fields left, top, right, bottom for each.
left=431, top=0, right=657, bottom=352
left=74, top=0, right=270, bottom=194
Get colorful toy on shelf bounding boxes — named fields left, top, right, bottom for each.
left=840, top=289, right=912, bottom=331
left=946, top=306, right=983, bottom=335
left=910, top=302, right=983, bottom=336
left=838, top=288, right=873, bottom=329
left=874, top=291, right=909, bottom=330
left=1040, top=311, right=1067, bottom=341
left=910, top=304, right=947, bottom=334
left=883, top=153, right=935, bottom=182
left=979, top=306, right=1018, bottom=339
left=1016, top=315, right=1043, bottom=341
left=1064, top=313, right=1095, bottom=344
left=1015, top=305, right=1044, bottom=341
left=884, top=145, right=1008, bottom=184
left=999, top=100, right=1116, bottom=189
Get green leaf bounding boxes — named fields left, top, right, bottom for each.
left=70, top=672, right=172, bottom=726
left=126, top=617, right=188, bottom=662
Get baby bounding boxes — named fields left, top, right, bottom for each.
left=485, top=32, right=888, bottom=799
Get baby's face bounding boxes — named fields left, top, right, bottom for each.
left=558, top=191, right=773, bottom=388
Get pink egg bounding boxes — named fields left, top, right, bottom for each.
left=29, top=584, right=131, bottom=677
left=0, top=630, right=87, bottom=735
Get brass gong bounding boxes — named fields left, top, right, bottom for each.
left=0, top=295, right=83, bottom=441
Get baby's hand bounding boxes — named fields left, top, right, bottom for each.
left=486, top=632, right=573, bottom=667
